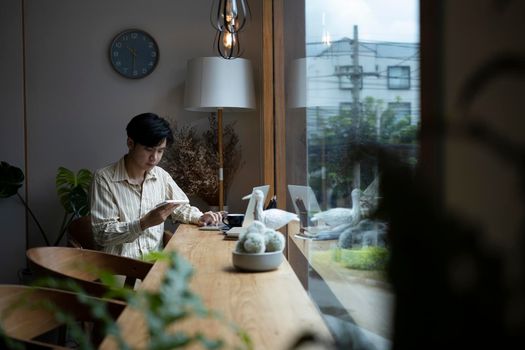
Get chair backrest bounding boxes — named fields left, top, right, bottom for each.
left=0, top=284, right=125, bottom=348
left=67, top=215, right=96, bottom=250
left=26, top=246, right=153, bottom=298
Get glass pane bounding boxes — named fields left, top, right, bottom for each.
left=388, top=66, right=411, bottom=89
left=285, top=1, right=420, bottom=349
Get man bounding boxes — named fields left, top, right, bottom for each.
left=90, top=113, right=223, bottom=259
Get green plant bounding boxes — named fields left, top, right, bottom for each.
left=0, top=161, right=50, bottom=245
left=0, top=161, right=92, bottom=246
left=337, top=246, right=389, bottom=271
left=54, top=167, right=93, bottom=245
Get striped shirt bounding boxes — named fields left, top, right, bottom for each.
left=90, top=156, right=203, bottom=259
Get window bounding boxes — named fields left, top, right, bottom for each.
left=335, top=65, right=363, bottom=90
left=339, top=102, right=352, bottom=115
left=283, top=1, right=420, bottom=349
left=388, top=66, right=411, bottom=89
left=388, top=102, right=411, bottom=121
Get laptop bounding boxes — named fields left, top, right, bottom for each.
left=223, top=185, right=270, bottom=237
left=287, top=185, right=328, bottom=235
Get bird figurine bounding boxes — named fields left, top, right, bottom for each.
left=245, top=189, right=299, bottom=230
left=313, top=222, right=354, bottom=241
left=311, top=188, right=362, bottom=227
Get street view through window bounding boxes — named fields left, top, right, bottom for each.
left=285, top=1, right=419, bottom=349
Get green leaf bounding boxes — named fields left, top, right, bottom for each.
left=0, top=161, right=25, bottom=198
left=69, top=185, right=90, bottom=216
left=56, top=166, right=76, bottom=187
left=77, top=168, right=93, bottom=189
left=55, top=166, right=92, bottom=214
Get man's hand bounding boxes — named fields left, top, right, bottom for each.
left=197, top=211, right=226, bottom=227
left=140, top=203, right=178, bottom=230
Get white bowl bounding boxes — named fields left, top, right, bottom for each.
left=232, top=250, right=284, bottom=272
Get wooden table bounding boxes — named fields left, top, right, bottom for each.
left=100, top=224, right=331, bottom=349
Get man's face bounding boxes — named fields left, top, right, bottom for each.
left=127, top=138, right=167, bottom=172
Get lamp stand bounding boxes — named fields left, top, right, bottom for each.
left=217, top=108, right=224, bottom=211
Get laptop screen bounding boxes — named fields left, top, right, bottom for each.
left=287, top=185, right=321, bottom=227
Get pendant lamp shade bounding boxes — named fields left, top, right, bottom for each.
left=184, top=57, right=255, bottom=112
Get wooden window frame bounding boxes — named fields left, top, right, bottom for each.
left=262, top=0, right=286, bottom=208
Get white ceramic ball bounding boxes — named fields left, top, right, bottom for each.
left=243, top=232, right=266, bottom=253
left=265, top=231, right=285, bottom=252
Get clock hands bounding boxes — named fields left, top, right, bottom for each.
left=126, top=45, right=137, bottom=71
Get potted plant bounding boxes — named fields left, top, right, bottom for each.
left=0, top=161, right=50, bottom=245
left=0, top=161, right=92, bottom=246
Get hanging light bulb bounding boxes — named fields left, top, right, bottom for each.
left=321, top=12, right=332, bottom=46
left=215, top=28, right=241, bottom=59
left=210, top=0, right=251, bottom=59
left=223, top=31, right=236, bottom=49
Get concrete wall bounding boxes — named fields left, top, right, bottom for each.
left=0, top=0, right=262, bottom=283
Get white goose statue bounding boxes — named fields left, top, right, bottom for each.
left=244, top=189, right=299, bottom=230
left=311, top=188, right=362, bottom=227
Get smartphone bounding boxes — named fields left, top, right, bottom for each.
left=155, top=199, right=189, bottom=208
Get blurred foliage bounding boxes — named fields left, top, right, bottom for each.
left=308, top=96, right=418, bottom=207
left=333, top=246, right=389, bottom=271
left=1, top=251, right=252, bottom=350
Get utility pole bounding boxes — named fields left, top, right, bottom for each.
left=374, top=105, right=382, bottom=179
left=346, top=25, right=379, bottom=192
left=319, top=106, right=328, bottom=210
left=350, top=25, right=361, bottom=190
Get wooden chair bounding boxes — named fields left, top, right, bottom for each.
left=26, top=246, right=153, bottom=299
left=67, top=215, right=96, bottom=250
left=68, top=215, right=176, bottom=249
left=0, top=284, right=125, bottom=348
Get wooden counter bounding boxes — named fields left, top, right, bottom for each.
left=100, top=224, right=331, bottom=349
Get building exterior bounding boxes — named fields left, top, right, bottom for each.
left=290, top=36, right=420, bottom=209
left=304, top=37, right=420, bottom=128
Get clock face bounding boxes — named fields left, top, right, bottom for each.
left=109, top=29, right=159, bottom=79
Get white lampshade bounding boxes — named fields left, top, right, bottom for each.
left=287, top=57, right=308, bottom=109
left=287, top=57, right=335, bottom=109
left=184, top=57, right=256, bottom=112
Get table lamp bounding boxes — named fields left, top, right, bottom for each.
left=184, top=56, right=256, bottom=211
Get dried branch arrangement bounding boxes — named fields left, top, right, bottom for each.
left=161, top=114, right=243, bottom=206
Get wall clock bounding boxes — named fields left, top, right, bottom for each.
left=109, top=29, right=159, bottom=79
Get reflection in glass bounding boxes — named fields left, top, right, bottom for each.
left=285, top=1, right=419, bottom=349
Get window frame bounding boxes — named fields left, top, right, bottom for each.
left=387, top=65, right=411, bottom=89
left=388, top=101, right=412, bottom=121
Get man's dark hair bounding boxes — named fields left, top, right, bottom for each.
left=126, top=113, right=174, bottom=147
